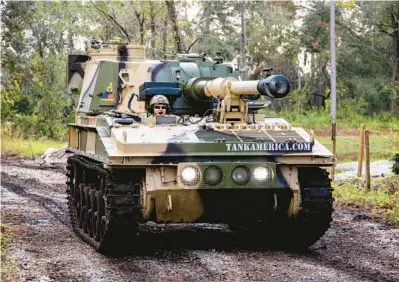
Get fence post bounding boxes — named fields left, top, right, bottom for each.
left=364, top=130, right=371, bottom=190
left=357, top=124, right=366, bottom=177
left=331, top=123, right=337, bottom=181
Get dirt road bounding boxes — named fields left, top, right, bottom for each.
left=1, top=156, right=399, bottom=282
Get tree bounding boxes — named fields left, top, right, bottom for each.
left=166, top=1, right=183, bottom=53
left=335, top=1, right=398, bottom=115
left=1, top=1, right=34, bottom=82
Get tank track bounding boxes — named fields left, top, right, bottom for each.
left=281, top=167, right=334, bottom=250
left=66, top=155, right=142, bottom=254
left=233, top=167, right=334, bottom=251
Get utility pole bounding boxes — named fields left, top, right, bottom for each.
left=330, top=1, right=337, bottom=181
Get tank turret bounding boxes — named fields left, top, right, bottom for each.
left=67, top=40, right=291, bottom=119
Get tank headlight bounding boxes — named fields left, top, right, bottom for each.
left=181, top=166, right=200, bottom=186
left=232, top=166, right=250, bottom=185
left=204, top=166, right=223, bottom=186
left=253, top=166, right=273, bottom=183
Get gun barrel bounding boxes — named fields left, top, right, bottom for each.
left=228, top=80, right=259, bottom=95
left=184, top=75, right=291, bottom=101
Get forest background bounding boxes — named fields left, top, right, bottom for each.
left=1, top=0, right=399, bottom=141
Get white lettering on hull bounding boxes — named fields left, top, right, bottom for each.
left=226, top=142, right=312, bottom=152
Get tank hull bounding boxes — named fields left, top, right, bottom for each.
left=66, top=151, right=333, bottom=253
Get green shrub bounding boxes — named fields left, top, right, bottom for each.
left=334, top=176, right=399, bottom=226
left=1, top=224, right=8, bottom=252
left=391, top=153, right=399, bottom=175
left=2, top=117, right=68, bottom=140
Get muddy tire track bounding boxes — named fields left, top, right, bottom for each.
left=1, top=156, right=399, bottom=282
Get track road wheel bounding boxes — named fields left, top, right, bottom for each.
left=83, top=186, right=90, bottom=234
left=93, top=190, right=104, bottom=242
left=77, top=184, right=86, bottom=229
left=66, top=155, right=143, bottom=254
left=100, top=216, right=107, bottom=243
left=88, top=187, right=96, bottom=238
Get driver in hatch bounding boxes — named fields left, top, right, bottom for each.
left=148, top=95, right=170, bottom=117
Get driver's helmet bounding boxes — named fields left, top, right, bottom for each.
left=149, top=95, right=170, bottom=114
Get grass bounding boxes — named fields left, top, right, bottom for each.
left=334, top=176, right=399, bottom=227
left=1, top=224, right=8, bottom=257
left=277, top=108, right=399, bottom=130
left=266, top=108, right=399, bottom=162
left=1, top=136, right=67, bottom=158
left=1, top=225, right=17, bottom=281
left=317, top=133, right=398, bottom=163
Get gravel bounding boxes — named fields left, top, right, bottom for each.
left=335, top=160, right=393, bottom=181
left=1, top=155, right=398, bottom=282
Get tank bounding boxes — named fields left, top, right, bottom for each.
left=65, top=40, right=334, bottom=253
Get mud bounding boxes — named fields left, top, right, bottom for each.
left=1, top=156, right=399, bottom=282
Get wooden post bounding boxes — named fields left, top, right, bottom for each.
left=331, top=123, right=337, bottom=181
left=357, top=124, right=366, bottom=177
left=364, top=130, right=371, bottom=190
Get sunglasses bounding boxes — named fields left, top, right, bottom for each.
left=154, top=105, right=166, bottom=110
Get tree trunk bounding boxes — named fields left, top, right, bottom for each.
left=162, top=18, right=168, bottom=58
left=134, top=10, right=145, bottom=45
left=197, top=2, right=211, bottom=54
left=166, top=1, right=183, bottom=53
left=149, top=2, right=156, bottom=57
left=201, top=3, right=211, bottom=35
left=139, top=20, right=144, bottom=45
left=390, top=3, right=399, bottom=116
left=68, top=30, right=74, bottom=52
left=31, top=24, right=44, bottom=58
left=63, top=2, right=74, bottom=52
left=240, top=1, right=246, bottom=70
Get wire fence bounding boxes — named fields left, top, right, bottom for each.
left=332, top=128, right=399, bottom=180
left=323, top=129, right=399, bottom=161
left=336, top=136, right=398, bottom=154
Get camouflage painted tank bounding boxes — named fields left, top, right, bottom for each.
left=66, top=40, right=334, bottom=253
